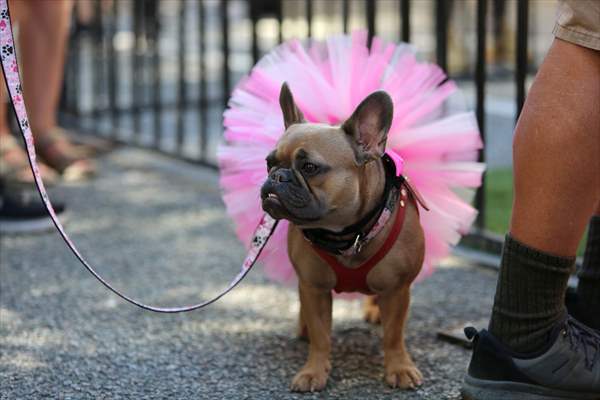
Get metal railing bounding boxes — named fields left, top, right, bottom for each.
left=59, top=0, right=532, bottom=239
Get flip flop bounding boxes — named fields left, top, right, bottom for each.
left=0, top=134, right=59, bottom=185
left=34, top=128, right=96, bottom=182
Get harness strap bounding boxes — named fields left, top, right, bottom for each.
left=303, top=154, right=403, bottom=256
left=313, top=186, right=410, bottom=294
left=0, top=0, right=278, bottom=313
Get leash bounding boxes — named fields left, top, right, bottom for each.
left=0, top=0, right=279, bottom=313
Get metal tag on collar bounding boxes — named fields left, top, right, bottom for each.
left=352, top=234, right=364, bottom=254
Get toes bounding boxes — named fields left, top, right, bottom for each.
left=290, top=370, right=328, bottom=392
left=385, top=366, right=423, bottom=390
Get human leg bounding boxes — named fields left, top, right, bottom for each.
left=463, top=37, right=600, bottom=399
left=13, top=0, right=94, bottom=179
left=488, top=37, right=600, bottom=352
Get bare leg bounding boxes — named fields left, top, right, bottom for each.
left=0, top=74, right=9, bottom=136
left=0, top=73, right=58, bottom=183
left=10, top=0, right=94, bottom=179
left=488, top=38, right=600, bottom=353
left=510, top=38, right=600, bottom=257
left=14, top=0, right=73, bottom=134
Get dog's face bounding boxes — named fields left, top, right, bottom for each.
left=260, top=83, right=393, bottom=230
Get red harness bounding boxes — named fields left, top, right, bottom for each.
left=312, top=187, right=412, bottom=294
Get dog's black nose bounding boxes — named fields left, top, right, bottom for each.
left=270, top=168, right=293, bottom=183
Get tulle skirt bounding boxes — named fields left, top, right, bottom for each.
left=218, top=31, right=485, bottom=288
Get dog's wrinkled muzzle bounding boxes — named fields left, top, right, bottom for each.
left=261, top=168, right=322, bottom=223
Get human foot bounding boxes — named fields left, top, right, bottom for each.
left=462, top=316, right=600, bottom=400
left=0, top=134, right=58, bottom=185
left=34, top=127, right=96, bottom=181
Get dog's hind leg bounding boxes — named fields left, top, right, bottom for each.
left=297, top=302, right=309, bottom=340
left=363, top=295, right=381, bottom=324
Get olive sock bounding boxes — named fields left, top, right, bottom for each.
left=577, top=216, right=600, bottom=317
left=489, top=234, right=575, bottom=353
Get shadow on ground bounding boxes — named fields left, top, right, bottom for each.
left=0, top=148, right=497, bottom=399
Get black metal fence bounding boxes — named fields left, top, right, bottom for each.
left=59, top=0, right=533, bottom=237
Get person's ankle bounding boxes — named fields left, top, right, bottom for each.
left=30, top=122, right=59, bottom=137
left=488, top=234, right=574, bottom=354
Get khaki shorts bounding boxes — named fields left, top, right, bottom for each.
left=553, top=0, right=600, bottom=51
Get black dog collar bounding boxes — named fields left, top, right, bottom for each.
left=302, top=154, right=404, bottom=255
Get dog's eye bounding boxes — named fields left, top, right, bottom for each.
left=301, top=162, right=319, bottom=175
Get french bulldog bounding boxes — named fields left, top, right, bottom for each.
left=261, top=82, right=425, bottom=392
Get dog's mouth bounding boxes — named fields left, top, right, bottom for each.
left=262, top=192, right=290, bottom=220
left=265, top=192, right=280, bottom=202
left=262, top=191, right=321, bottom=223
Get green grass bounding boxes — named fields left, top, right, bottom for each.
left=484, top=168, right=587, bottom=256
left=485, top=168, right=513, bottom=235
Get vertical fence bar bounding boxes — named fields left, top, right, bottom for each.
left=93, top=0, right=105, bottom=131
left=151, top=2, right=161, bottom=149
left=132, top=0, right=143, bottom=142
left=221, top=0, right=230, bottom=110
left=250, top=0, right=259, bottom=64
left=198, top=0, right=207, bottom=160
left=366, top=0, right=376, bottom=48
left=474, top=0, right=487, bottom=229
left=342, top=0, right=349, bottom=34
left=62, top=25, right=79, bottom=117
left=435, top=0, right=448, bottom=72
left=176, top=0, right=187, bottom=154
left=61, top=1, right=78, bottom=118
left=306, top=0, right=312, bottom=38
left=108, top=0, right=117, bottom=138
left=276, top=0, right=283, bottom=44
left=400, top=0, right=410, bottom=42
left=516, top=0, right=529, bottom=120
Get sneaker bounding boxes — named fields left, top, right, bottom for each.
left=0, top=185, right=65, bottom=234
left=462, top=316, right=600, bottom=400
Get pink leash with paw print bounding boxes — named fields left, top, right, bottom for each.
left=0, top=0, right=278, bottom=313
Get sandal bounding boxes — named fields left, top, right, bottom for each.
left=35, top=128, right=96, bottom=182
left=0, top=134, right=59, bottom=185
left=61, top=127, right=116, bottom=157
left=43, top=126, right=115, bottom=158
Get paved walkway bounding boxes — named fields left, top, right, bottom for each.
left=1, top=147, right=497, bottom=399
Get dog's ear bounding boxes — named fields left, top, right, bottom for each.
left=279, top=82, right=305, bottom=129
left=342, top=91, right=393, bottom=165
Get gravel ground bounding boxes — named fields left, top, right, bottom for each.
left=1, top=148, right=497, bottom=399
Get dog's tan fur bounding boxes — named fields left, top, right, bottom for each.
left=262, top=83, right=425, bottom=392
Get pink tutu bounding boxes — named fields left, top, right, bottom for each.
left=218, top=31, right=485, bottom=287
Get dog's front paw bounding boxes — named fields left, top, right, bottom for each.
left=385, top=361, right=423, bottom=390
left=290, top=364, right=330, bottom=392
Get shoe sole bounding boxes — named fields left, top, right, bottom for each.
left=462, top=375, right=600, bottom=400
